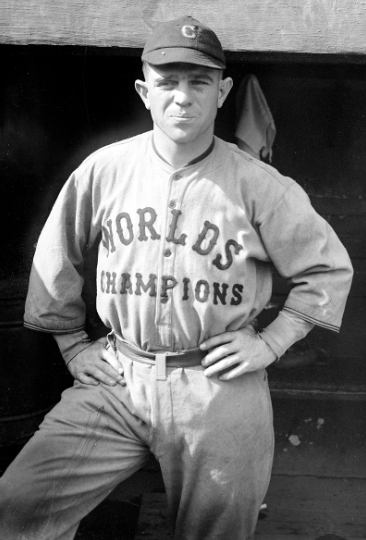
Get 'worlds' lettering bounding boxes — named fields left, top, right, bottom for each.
left=101, top=207, right=244, bottom=271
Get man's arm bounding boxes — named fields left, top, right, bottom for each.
left=199, top=309, right=313, bottom=380
left=24, top=166, right=125, bottom=387
left=200, top=181, right=353, bottom=381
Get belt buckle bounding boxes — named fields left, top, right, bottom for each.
left=155, top=351, right=184, bottom=381
left=155, top=353, right=167, bottom=381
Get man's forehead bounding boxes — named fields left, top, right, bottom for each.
left=148, top=62, right=220, bottom=77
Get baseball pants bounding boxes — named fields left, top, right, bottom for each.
left=0, top=348, right=274, bottom=540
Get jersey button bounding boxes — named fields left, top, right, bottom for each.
left=173, top=174, right=181, bottom=181
left=164, top=249, right=172, bottom=257
left=169, top=201, right=176, bottom=208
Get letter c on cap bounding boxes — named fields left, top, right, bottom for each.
left=182, top=25, right=196, bottom=39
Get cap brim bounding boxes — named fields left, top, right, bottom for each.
left=142, top=47, right=226, bottom=70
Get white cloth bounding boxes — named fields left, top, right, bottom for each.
left=235, top=74, right=276, bottom=162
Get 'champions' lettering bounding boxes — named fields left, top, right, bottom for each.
left=100, top=271, right=244, bottom=306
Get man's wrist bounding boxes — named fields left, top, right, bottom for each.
left=258, top=332, right=278, bottom=364
left=53, top=330, right=93, bottom=365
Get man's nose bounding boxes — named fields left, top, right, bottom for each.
left=174, top=83, right=192, bottom=106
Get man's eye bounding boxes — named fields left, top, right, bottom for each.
left=191, top=80, right=208, bottom=86
left=158, top=80, right=175, bottom=87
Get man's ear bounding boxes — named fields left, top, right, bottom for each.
left=217, top=77, right=233, bottom=109
left=135, top=79, right=150, bottom=109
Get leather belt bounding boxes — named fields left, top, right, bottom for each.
left=110, top=334, right=206, bottom=381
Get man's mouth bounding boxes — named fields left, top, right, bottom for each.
left=171, top=114, right=194, bottom=120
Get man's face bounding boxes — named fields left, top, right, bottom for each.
left=136, top=63, right=232, bottom=146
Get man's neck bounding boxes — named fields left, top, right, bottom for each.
left=153, top=137, right=215, bottom=169
left=153, top=128, right=215, bottom=169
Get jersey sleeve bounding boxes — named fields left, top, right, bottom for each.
left=24, top=169, right=98, bottom=333
left=260, top=309, right=314, bottom=358
left=53, top=330, right=93, bottom=364
left=258, top=182, right=353, bottom=332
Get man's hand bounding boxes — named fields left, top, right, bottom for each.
left=67, top=337, right=126, bottom=387
left=200, top=326, right=277, bottom=381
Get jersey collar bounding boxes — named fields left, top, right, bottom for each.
left=152, top=137, right=215, bottom=168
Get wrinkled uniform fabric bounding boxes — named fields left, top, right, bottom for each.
left=0, top=358, right=273, bottom=540
left=0, top=132, right=352, bottom=540
left=24, top=133, right=351, bottom=341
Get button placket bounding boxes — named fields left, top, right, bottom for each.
left=155, top=172, right=184, bottom=346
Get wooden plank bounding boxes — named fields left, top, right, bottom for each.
left=135, top=492, right=172, bottom=540
left=271, top=399, right=366, bottom=479
left=256, top=537, right=313, bottom=540
left=1, top=0, right=366, bottom=55
left=256, top=475, right=366, bottom=538
left=256, top=537, right=360, bottom=540
left=76, top=499, right=142, bottom=539
left=268, top=353, right=366, bottom=396
left=270, top=388, right=366, bottom=402
left=325, top=215, right=366, bottom=237
left=310, top=196, right=366, bottom=216
left=256, top=536, right=361, bottom=540
left=270, top=270, right=366, bottom=299
left=270, top=265, right=366, bottom=299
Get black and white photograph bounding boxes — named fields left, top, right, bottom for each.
left=0, top=2, right=365, bottom=539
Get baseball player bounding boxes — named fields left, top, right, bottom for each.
left=0, top=16, right=353, bottom=540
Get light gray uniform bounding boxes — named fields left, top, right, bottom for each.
left=0, top=133, right=353, bottom=539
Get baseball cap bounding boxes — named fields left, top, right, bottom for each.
left=142, top=16, right=226, bottom=70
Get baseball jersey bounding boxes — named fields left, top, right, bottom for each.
left=24, top=132, right=353, bottom=353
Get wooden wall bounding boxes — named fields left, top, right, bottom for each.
left=219, top=61, right=366, bottom=395
left=1, top=0, right=366, bottom=56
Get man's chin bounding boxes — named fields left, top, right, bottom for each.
left=167, top=129, right=199, bottom=145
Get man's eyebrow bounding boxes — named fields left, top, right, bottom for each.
left=153, top=76, right=174, bottom=85
left=153, top=72, right=215, bottom=84
left=191, top=72, right=215, bottom=81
